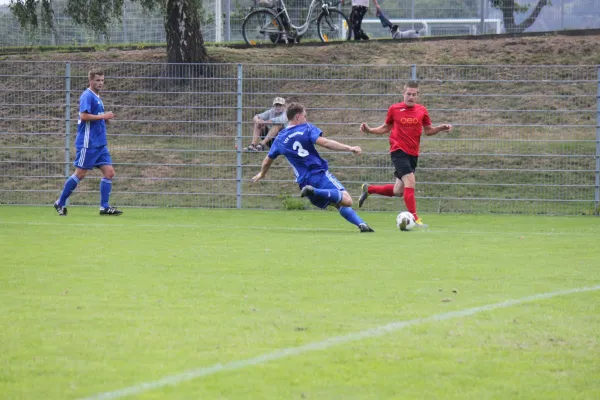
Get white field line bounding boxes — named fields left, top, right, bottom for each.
left=1, top=220, right=598, bottom=237
left=80, top=285, right=600, bottom=400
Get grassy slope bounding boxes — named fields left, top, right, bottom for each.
left=2, top=31, right=600, bottom=65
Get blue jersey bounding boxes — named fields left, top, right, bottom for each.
left=75, top=89, right=107, bottom=149
left=267, top=123, right=329, bottom=183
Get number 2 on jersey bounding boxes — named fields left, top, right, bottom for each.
left=293, top=141, right=309, bottom=157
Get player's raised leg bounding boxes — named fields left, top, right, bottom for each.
left=302, top=171, right=375, bottom=232
left=358, top=183, right=401, bottom=208
left=301, top=184, right=342, bottom=204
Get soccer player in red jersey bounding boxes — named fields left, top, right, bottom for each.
left=359, top=81, right=452, bottom=227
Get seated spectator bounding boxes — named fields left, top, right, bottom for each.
left=246, top=97, right=288, bottom=151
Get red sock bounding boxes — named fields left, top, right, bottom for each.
left=368, top=184, right=395, bottom=197
left=403, top=187, right=418, bottom=220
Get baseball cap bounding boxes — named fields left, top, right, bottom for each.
left=273, top=97, right=286, bottom=106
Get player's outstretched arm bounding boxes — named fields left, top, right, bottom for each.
left=360, top=122, right=392, bottom=135
left=316, top=137, right=361, bottom=155
left=423, top=124, right=452, bottom=136
left=252, top=156, right=275, bottom=182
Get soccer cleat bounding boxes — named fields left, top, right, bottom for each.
left=358, top=183, right=370, bottom=208
left=300, top=185, right=315, bottom=198
left=99, top=206, right=123, bottom=216
left=414, top=218, right=428, bottom=228
left=53, top=202, right=67, bottom=216
left=360, top=31, right=370, bottom=40
left=358, top=223, right=375, bottom=233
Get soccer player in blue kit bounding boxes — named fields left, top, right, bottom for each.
left=53, top=68, right=122, bottom=216
left=252, top=102, right=374, bottom=232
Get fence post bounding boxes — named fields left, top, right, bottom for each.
left=596, top=65, right=600, bottom=210
left=65, top=63, right=71, bottom=201
left=479, top=0, right=485, bottom=35
left=411, top=64, right=416, bottom=80
left=236, top=64, right=243, bottom=209
left=215, top=0, right=223, bottom=42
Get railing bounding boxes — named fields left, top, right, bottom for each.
left=0, top=62, right=598, bottom=215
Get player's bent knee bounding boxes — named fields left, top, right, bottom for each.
left=339, top=199, right=353, bottom=207
left=340, top=192, right=353, bottom=207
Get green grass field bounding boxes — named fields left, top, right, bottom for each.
left=1, top=207, right=599, bottom=400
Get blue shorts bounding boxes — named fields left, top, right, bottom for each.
left=300, top=170, right=346, bottom=209
left=73, top=146, right=112, bottom=170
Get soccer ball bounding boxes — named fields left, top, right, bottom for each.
left=396, top=211, right=416, bottom=231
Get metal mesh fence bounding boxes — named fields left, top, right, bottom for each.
left=0, top=0, right=600, bottom=46
left=0, top=61, right=598, bottom=214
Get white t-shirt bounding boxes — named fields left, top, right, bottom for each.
left=352, top=0, right=369, bottom=6
left=256, top=108, right=288, bottom=127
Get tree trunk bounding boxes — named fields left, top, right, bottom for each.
left=501, top=0, right=549, bottom=34
left=500, top=0, right=517, bottom=33
left=164, top=0, right=210, bottom=77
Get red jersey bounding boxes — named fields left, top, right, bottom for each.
left=385, top=102, right=431, bottom=156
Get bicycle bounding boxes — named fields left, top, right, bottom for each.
left=242, top=0, right=350, bottom=45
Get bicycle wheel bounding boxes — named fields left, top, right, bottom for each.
left=242, top=9, right=284, bottom=46
left=317, top=9, right=350, bottom=42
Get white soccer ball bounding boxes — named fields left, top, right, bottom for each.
left=396, top=211, right=416, bottom=231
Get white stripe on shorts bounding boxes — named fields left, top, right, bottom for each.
left=326, top=170, right=344, bottom=190
left=84, top=121, right=90, bottom=148
left=77, top=147, right=87, bottom=167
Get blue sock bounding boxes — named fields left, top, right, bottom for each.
left=100, top=178, right=112, bottom=209
left=57, top=174, right=80, bottom=207
left=339, top=206, right=365, bottom=227
left=312, top=188, right=342, bottom=205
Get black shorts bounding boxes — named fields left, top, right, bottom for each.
left=391, top=149, right=418, bottom=179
